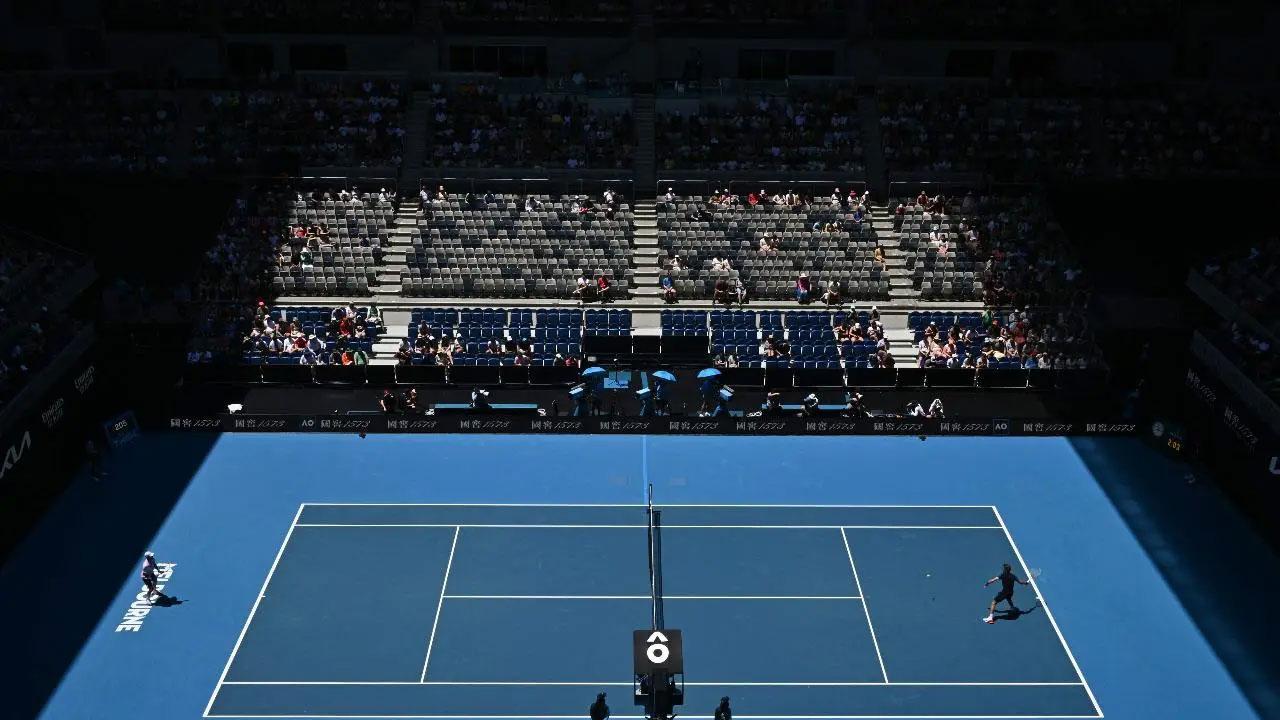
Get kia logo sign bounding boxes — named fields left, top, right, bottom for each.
left=0, top=431, right=33, bottom=482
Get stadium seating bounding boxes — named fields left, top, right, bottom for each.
left=0, top=76, right=179, bottom=175
left=405, top=308, right=583, bottom=366
left=894, top=191, right=1079, bottom=304
left=1103, top=93, right=1280, bottom=179
left=403, top=194, right=634, bottom=299
left=426, top=82, right=635, bottom=169
left=441, top=0, right=629, bottom=24
left=657, top=89, right=863, bottom=173
left=660, top=310, right=885, bottom=369
left=195, top=77, right=406, bottom=170
left=894, top=200, right=980, bottom=300
left=221, top=0, right=415, bottom=33
left=271, top=192, right=391, bottom=296
left=0, top=231, right=91, bottom=404
left=657, top=196, right=886, bottom=301
left=238, top=306, right=379, bottom=364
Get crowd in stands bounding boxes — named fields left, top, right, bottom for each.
left=913, top=308, right=1102, bottom=371
left=1103, top=92, right=1280, bottom=179
left=231, top=303, right=381, bottom=365
left=395, top=309, right=584, bottom=368
left=659, top=188, right=886, bottom=303
left=441, top=0, right=629, bottom=23
left=654, top=0, right=839, bottom=23
left=222, top=0, right=415, bottom=32
left=188, top=184, right=391, bottom=359
left=879, top=83, right=1097, bottom=180
left=427, top=82, right=634, bottom=169
left=407, top=187, right=633, bottom=299
left=193, top=186, right=288, bottom=304
left=895, top=189, right=1086, bottom=308
left=0, top=235, right=88, bottom=407
left=102, top=0, right=201, bottom=30
left=1201, top=239, right=1280, bottom=398
left=871, top=0, right=1175, bottom=40
left=195, top=77, right=406, bottom=170
left=659, top=90, right=863, bottom=172
left=0, top=76, right=179, bottom=174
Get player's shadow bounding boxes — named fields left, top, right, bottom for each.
left=993, top=602, right=1040, bottom=622
left=152, top=595, right=185, bottom=608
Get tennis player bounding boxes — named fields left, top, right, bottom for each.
left=141, top=551, right=164, bottom=604
left=589, top=692, right=609, bottom=720
left=983, top=563, right=1028, bottom=624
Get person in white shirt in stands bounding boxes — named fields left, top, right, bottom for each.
left=524, top=195, right=541, bottom=212
left=603, top=187, right=616, bottom=206
left=419, top=187, right=430, bottom=209
left=664, top=187, right=676, bottom=204
left=831, top=188, right=842, bottom=207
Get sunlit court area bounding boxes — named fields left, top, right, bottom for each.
left=2, top=3, right=1280, bottom=719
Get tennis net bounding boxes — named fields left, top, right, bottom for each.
left=646, top=484, right=665, bottom=630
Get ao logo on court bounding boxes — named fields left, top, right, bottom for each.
left=633, top=629, right=684, bottom=673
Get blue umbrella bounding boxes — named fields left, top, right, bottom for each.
left=651, top=371, right=677, bottom=383
left=582, top=366, right=607, bottom=378
left=697, top=368, right=722, bottom=379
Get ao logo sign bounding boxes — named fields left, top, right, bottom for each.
left=632, top=628, right=684, bottom=673
left=645, top=631, right=671, bottom=664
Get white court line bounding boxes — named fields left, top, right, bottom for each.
left=208, top=715, right=1099, bottom=719
left=300, top=503, right=996, bottom=508
left=992, top=506, right=1103, bottom=718
left=840, top=528, right=889, bottom=684
left=294, top=524, right=1003, bottom=530
left=443, top=595, right=863, bottom=600
left=204, top=707, right=1095, bottom=712
left=202, top=504, right=306, bottom=718
left=640, top=435, right=649, bottom=496
left=221, top=680, right=1084, bottom=687
left=419, top=526, right=461, bottom=683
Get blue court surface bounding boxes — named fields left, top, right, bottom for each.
left=7, top=434, right=1266, bottom=719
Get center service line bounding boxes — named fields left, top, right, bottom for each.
left=419, top=526, right=461, bottom=683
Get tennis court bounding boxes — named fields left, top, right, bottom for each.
left=9, top=433, right=1265, bottom=719
left=206, top=504, right=1096, bottom=718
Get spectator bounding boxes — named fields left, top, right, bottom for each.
left=713, top=278, right=731, bottom=306
left=596, top=274, right=612, bottom=302
left=659, top=272, right=677, bottom=303
left=574, top=272, right=592, bottom=301
left=380, top=388, right=398, bottom=413
left=795, top=272, right=812, bottom=303
left=822, top=280, right=843, bottom=306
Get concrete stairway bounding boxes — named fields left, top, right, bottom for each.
left=371, top=308, right=413, bottom=364
left=402, top=90, right=434, bottom=178
left=373, top=202, right=416, bottom=304
left=857, top=94, right=888, bottom=197
left=632, top=93, right=656, bottom=200
left=629, top=200, right=663, bottom=306
left=870, top=204, right=917, bottom=305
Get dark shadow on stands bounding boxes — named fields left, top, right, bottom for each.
left=1067, top=437, right=1280, bottom=720
left=0, top=432, right=220, bottom=720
